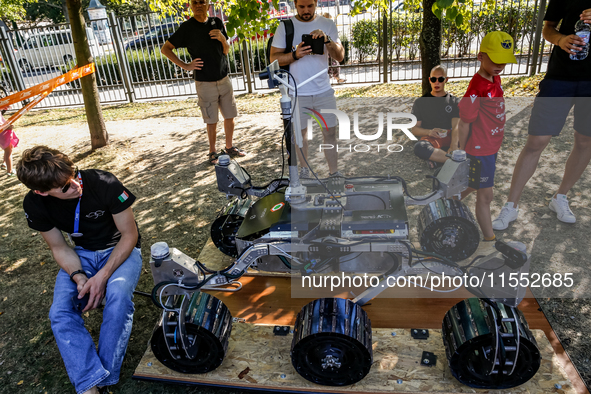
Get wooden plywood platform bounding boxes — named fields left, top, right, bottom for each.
left=134, top=324, right=574, bottom=393
left=136, top=239, right=589, bottom=393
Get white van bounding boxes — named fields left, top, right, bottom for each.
left=16, top=27, right=100, bottom=72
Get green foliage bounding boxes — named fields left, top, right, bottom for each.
left=351, top=19, right=379, bottom=63
left=390, top=11, right=422, bottom=61
left=0, top=0, right=28, bottom=20
left=339, top=34, right=350, bottom=65
left=441, top=0, right=536, bottom=58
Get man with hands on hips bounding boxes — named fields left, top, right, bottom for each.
left=270, top=0, right=345, bottom=178
left=162, top=0, right=245, bottom=165
left=16, top=146, right=142, bottom=394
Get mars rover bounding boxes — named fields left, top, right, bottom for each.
left=147, top=62, right=541, bottom=389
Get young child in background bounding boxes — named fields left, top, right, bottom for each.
left=457, top=31, right=517, bottom=241
left=0, top=109, right=18, bottom=177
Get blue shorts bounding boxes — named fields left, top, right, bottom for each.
left=468, top=153, right=497, bottom=189
left=528, top=79, right=591, bottom=137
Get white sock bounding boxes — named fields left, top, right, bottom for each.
left=554, top=193, right=567, bottom=200
left=505, top=202, right=518, bottom=209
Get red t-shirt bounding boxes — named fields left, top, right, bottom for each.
left=458, top=74, right=506, bottom=156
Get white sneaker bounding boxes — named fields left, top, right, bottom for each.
left=299, top=167, right=311, bottom=179
left=492, top=203, right=519, bottom=230
left=549, top=194, right=576, bottom=223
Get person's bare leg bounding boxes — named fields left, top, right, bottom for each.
left=4, top=144, right=13, bottom=172
left=429, top=148, right=449, bottom=163
left=506, top=135, right=552, bottom=205
left=556, top=131, right=591, bottom=196
left=475, top=187, right=494, bottom=240
left=460, top=187, right=475, bottom=200
left=322, top=126, right=338, bottom=174
left=207, top=123, right=218, bottom=154
left=223, top=118, right=235, bottom=150
left=295, top=128, right=309, bottom=168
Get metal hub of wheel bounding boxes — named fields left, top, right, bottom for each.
left=441, top=298, right=541, bottom=389
left=150, top=292, right=232, bottom=373
left=417, top=198, right=480, bottom=261
left=211, top=197, right=254, bottom=257
left=291, top=298, right=372, bottom=386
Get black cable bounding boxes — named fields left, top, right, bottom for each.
left=298, top=148, right=347, bottom=210
left=133, top=290, right=152, bottom=298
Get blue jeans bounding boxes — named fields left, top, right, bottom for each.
left=49, top=246, right=142, bottom=394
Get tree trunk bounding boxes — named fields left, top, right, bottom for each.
left=420, top=0, right=441, bottom=96
left=66, top=0, right=108, bottom=150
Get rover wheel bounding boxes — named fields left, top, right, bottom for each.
left=291, top=298, right=372, bottom=386
left=441, top=298, right=540, bottom=389
left=151, top=292, right=232, bottom=373
left=211, top=197, right=254, bottom=257
left=417, top=198, right=480, bottom=262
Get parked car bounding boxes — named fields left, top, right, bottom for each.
left=124, top=23, right=179, bottom=51
left=16, top=28, right=100, bottom=72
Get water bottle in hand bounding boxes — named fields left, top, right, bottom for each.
left=570, top=20, right=590, bottom=61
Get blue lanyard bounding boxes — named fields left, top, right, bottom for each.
left=71, top=172, right=83, bottom=237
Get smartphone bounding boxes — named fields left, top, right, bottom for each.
left=302, top=34, right=325, bottom=55
left=71, top=293, right=90, bottom=312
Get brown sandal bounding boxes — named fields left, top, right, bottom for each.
left=224, top=146, right=246, bottom=157
left=208, top=151, right=219, bottom=165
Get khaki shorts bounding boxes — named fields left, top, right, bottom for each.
left=195, top=76, right=238, bottom=124
left=297, top=89, right=338, bottom=129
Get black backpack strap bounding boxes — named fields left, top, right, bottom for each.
left=284, top=19, right=294, bottom=53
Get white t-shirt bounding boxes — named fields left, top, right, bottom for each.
left=272, top=15, right=341, bottom=96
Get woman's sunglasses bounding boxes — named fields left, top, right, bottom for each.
left=61, top=169, right=79, bottom=193
left=429, top=77, right=446, bottom=83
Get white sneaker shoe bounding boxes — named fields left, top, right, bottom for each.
left=299, top=167, right=311, bottom=179
left=549, top=194, right=576, bottom=223
left=492, top=203, right=519, bottom=230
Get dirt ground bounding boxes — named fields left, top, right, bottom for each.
left=1, top=93, right=590, bottom=393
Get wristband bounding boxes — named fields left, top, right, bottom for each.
left=70, top=270, right=87, bottom=283
left=292, top=51, right=299, bottom=61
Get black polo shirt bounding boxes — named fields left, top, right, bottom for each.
left=23, top=169, right=141, bottom=251
left=168, top=16, right=229, bottom=82
left=411, top=92, right=460, bottom=130
left=545, top=0, right=591, bottom=81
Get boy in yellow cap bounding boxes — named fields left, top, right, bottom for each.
left=456, top=31, right=517, bottom=242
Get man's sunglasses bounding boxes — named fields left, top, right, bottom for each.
left=61, top=169, right=79, bottom=193
left=429, top=77, right=446, bottom=83
left=192, top=0, right=207, bottom=4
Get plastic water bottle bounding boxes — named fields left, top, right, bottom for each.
left=570, top=20, right=590, bottom=61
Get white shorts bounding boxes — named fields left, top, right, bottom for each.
left=295, top=89, right=337, bottom=130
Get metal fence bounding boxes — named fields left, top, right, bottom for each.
left=0, top=1, right=551, bottom=110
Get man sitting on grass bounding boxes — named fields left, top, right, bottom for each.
left=16, top=146, right=142, bottom=394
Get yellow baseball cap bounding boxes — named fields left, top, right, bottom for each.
left=480, top=31, right=517, bottom=64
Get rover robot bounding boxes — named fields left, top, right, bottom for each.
left=147, top=62, right=541, bottom=389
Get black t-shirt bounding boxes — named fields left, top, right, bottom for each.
left=168, top=17, right=229, bottom=82
left=23, top=169, right=141, bottom=251
left=411, top=92, right=460, bottom=130
left=545, top=0, right=591, bottom=81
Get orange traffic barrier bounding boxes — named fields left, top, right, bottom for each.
left=0, top=63, right=95, bottom=131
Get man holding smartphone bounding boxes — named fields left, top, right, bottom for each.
left=270, top=0, right=345, bottom=178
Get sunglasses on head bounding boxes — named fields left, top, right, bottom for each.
left=61, top=169, right=79, bottom=193
left=429, top=77, right=446, bottom=83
